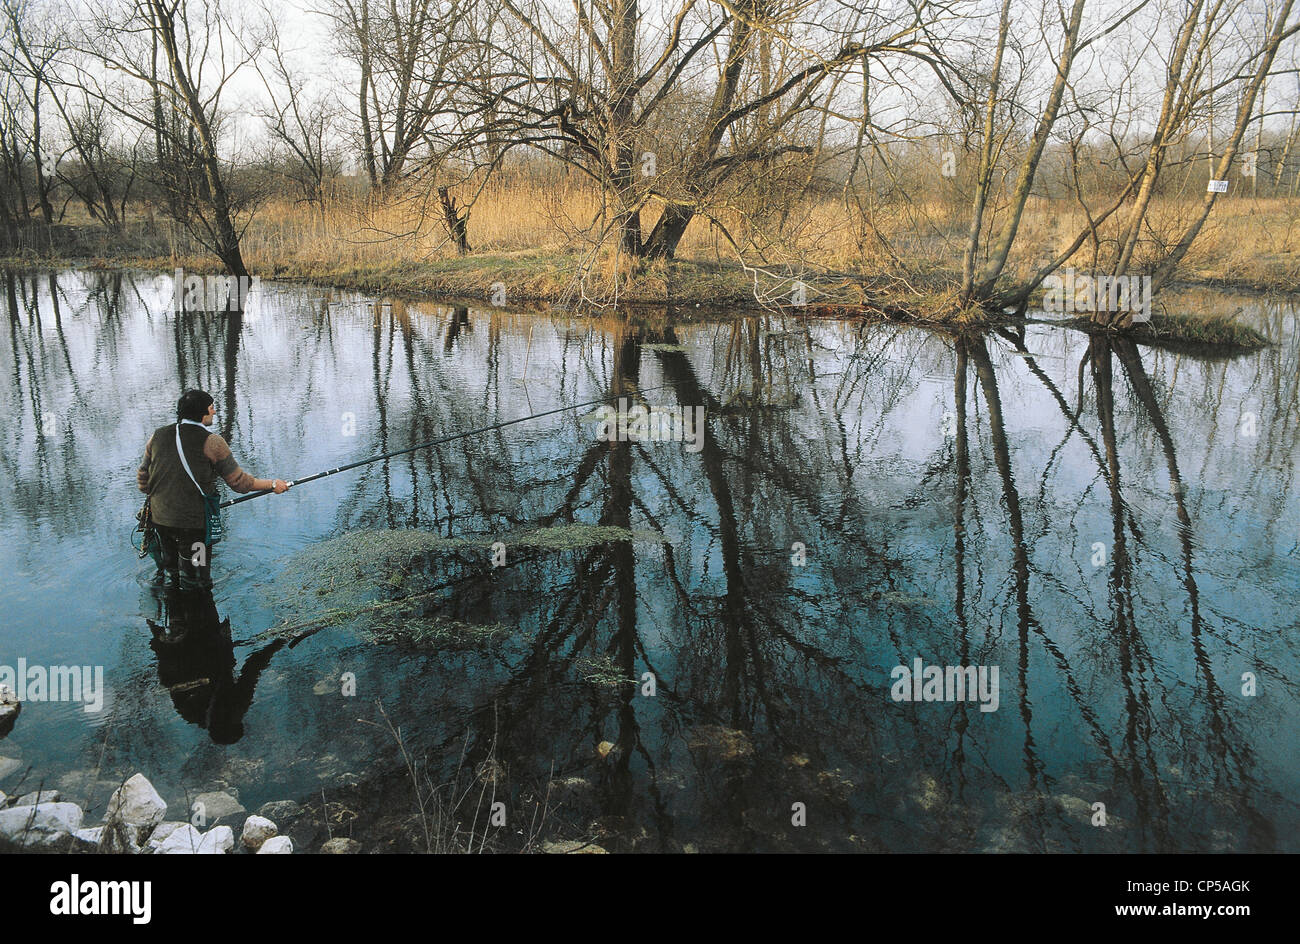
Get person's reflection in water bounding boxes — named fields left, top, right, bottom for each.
left=147, top=588, right=286, bottom=744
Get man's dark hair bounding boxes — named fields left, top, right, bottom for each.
left=177, top=389, right=214, bottom=422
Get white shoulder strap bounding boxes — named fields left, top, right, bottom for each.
left=175, top=422, right=209, bottom=496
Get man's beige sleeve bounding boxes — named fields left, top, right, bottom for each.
left=205, top=433, right=256, bottom=492
left=137, top=434, right=153, bottom=492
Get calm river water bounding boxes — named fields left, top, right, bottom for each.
left=0, top=268, right=1296, bottom=852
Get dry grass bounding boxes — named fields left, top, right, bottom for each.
left=6, top=173, right=1298, bottom=332
left=226, top=182, right=1300, bottom=295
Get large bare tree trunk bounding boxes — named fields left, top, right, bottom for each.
left=357, top=0, right=379, bottom=188
left=642, top=3, right=755, bottom=260
left=959, top=0, right=1013, bottom=299
left=148, top=0, right=248, bottom=277
left=608, top=0, right=644, bottom=257
left=968, top=0, right=1087, bottom=304
left=1111, top=0, right=1207, bottom=276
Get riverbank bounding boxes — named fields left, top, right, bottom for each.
left=2, top=243, right=899, bottom=309
left=1, top=245, right=1275, bottom=351
left=0, top=757, right=610, bottom=855
left=4, top=180, right=1299, bottom=340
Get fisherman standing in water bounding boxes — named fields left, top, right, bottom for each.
left=137, top=389, right=288, bottom=589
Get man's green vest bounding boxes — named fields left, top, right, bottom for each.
left=146, top=422, right=217, bottom=529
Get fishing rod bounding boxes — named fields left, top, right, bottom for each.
left=220, top=383, right=674, bottom=508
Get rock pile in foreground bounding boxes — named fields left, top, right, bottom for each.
left=0, top=772, right=296, bottom=854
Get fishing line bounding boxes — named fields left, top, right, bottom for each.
left=220, top=382, right=674, bottom=508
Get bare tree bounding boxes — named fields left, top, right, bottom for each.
left=55, top=92, right=141, bottom=233
left=0, top=69, right=32, bottom=245
left=254, top=8, right=340, bottom=211
left=452, top=0, right=942, bottom=260
left=970, top=0, right=1300, bottom=316
left=5, top=0, right=144, bottom=235
left=1, top=0, right=62, bottom=243
left=325, top=0, right=480, bottom=193
left=75, top=0, right=263, bottom=276
left=1151, top=0, right=1299, bottom=291
left=960, top=0, right=1090, bottom=305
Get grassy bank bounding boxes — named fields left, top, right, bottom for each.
left=2, top=242, right=1273, bottom=350
left=4, top=242, right=921, bottom=314
left=1058, top=310, right=1270, bottom=352
left=1, top=178, right=1290, bottom=347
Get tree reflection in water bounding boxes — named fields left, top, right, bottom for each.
left=0, top=270, right=1295, bottom=852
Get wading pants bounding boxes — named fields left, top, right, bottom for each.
left=154, top=524, right=213, bottom=589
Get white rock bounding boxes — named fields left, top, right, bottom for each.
left=71, top=826, right=105, bottom=851
left=195, top=825, right=235, bottom=854
left=155, top=824, right=205, bottom=854
left=147, top=822, right=187, bottom=847
left=0, top=757, right=21, bottom=781
left=192, top=791, right=245, bottom=825
left=0, top=683, right=19, bottom=735
left=240, top=815, right=278, bottom=851
left=256, top=836, right=293, bottom=854
left=105, top=774, right=167, bottom=832
left=16, top=789, right=61, bottom=807
left=0, top=802, right=85, bottom=842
